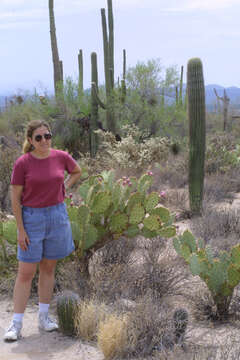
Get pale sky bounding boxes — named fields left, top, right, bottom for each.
left=0, top=0, right=240, bottom=95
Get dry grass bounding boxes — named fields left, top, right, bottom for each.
left=97, top=313, right=128, bottom=359
left=122, top=299, right=176, bottom=358
left=74, top=300, right=109, bottom=342
left=191, top=206, right=240, bottom=249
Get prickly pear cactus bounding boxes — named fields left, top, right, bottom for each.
left=66, top=170, right=176, bottom=268
left=173, top=230, right=240, bottom=318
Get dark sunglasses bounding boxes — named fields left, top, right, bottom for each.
left=34, top=133, right=52, bottom=142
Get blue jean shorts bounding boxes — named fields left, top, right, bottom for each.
left=18, top=202, right=75, bottom=263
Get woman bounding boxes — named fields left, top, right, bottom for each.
left=4, top=119, right=81, bottom=341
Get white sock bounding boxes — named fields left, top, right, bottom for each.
left=13, top=313, right=24, bottom=323
left=39, top=303, right=50, bottom=313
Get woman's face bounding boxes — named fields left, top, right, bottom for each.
left=28, top=126, right=52, bottom=153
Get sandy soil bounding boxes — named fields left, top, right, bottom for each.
left=0, top=296, right=104, bottom=360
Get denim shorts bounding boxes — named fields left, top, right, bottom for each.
left=18, top=202, right=75, bottom=263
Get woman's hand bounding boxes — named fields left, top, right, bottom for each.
left=17, top=229, right=30, bottom=251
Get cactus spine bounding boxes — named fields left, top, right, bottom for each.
left=78, top=49, right=84, bottom=99
left=187, top=58, right=206, bottom=215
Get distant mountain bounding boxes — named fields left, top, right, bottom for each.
left=205, top=85, right=240, bottom=110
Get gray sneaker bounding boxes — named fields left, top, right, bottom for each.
left=4, top=320, right=22, bottom=341
left=38, top=312, right=58, bottom=332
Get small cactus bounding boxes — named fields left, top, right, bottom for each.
left=57, top=291, right=80, bottom=336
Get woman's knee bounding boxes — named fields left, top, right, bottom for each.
left=39, top=259, right=57, bottom=276
left=17, top=262, right=37, bottom=283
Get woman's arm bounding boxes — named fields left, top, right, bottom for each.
left=11, top=185, right=30, bottom=251
left=64, top=164, right=82, bottom=190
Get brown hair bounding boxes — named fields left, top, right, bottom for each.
left=22, top=119, right=51, bottom=153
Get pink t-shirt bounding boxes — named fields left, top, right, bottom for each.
left=11, top=149, right=77, bottom=208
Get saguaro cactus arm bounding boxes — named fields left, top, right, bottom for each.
left=92, top=83, right=107, bottom=110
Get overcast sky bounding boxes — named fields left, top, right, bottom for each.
left=0, top=0, right=239, bottom=95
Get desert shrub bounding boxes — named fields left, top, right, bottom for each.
left=203, top=173, right=235, bottom=205
left=125, top=238, right=187, bottom=301
left=205, top=133, right=240, bottom=174
left=159, top=188, right=189, bottom=219
left=97, top=313, right=128, bottom=359
left=122, top=300, right=175, bottom=358
left=1, top=100, right=43, bottom=134
left=153, top=152, right=188, bottom=190
left=0, top=145, right=20, bottom=211
left=191, top=206, right=240, bottom=246
left=74, top=300, right=109, bottom=342
left=93, top=124, right=171, bottom=172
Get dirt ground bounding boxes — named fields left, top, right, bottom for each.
left=0, top=296, right=104, bottom=360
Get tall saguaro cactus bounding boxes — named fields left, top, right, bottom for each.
left=78, top=49, right=84, bottom=99
left=120, top=49, right=127, bottom=103
left=48, top=0, right=63, bottom=98
left=100, top=0, right=116, bottom=134
left=187, top=58, right=206, bottom=215
left=179, top=65, right=184, bottom=107
left=107, top=0, right=114, bottom=89
left=90, top=52, right=99, bottom=158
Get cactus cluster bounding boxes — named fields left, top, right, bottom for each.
left=66, top=170, right=176, bottom=257
left=173, top=230, right=240, bottom=318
